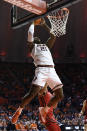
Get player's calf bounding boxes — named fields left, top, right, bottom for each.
left=48, top=87, right=64, bottom=108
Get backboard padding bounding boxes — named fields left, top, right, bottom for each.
left=10, top=0, right=82, bottom=29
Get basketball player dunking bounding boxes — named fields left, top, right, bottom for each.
left=11, top=18, right=64, bottom=124
left=79, top=97, right=87, bottom=131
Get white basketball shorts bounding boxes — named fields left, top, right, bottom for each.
left=32, top=67, right=62, bottom=89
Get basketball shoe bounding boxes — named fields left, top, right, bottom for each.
left=11, top=107, right=22, bottom=124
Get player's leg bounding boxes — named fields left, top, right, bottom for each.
left=45, top=120, right=61, bottom=131
left=40, top=112, right=61, bottom=131
left=39, top=68, right=64, bottom=123
left=39, top=84, right=63, bottom=107
left=39, top=87, right=63, bottom=123
left=39, top=90, right=61, bottom=131
left=20, top=84, right=41, bottom=108
left=12, top=67, right=47, bottom=124
left=48, top=87, right=63, bottom=108
left=11, top=84, right=41, bottom=124
left=38, top=83, right=48, bottom=96
left=47, top=68, right=64, bottom=108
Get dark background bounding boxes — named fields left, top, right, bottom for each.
left=0, top=0, right=87, bottom=63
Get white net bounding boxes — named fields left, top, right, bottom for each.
left=47, top=8, right=69, bottom=37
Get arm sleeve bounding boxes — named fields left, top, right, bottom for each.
left=28, top=23, right=34, bottom=42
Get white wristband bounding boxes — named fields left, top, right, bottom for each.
left=28, top=23, right=34, bottom=42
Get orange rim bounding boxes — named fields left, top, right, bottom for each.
left=47, top=8, right=69, bottom=19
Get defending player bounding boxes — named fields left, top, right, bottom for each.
left=11, top=18, right=64, bottom=124
left=38, top=83, right=61, bottom=131
left=79, top=97, right=87, bottom=131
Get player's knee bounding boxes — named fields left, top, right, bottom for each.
left=30, top=84, right=41, bottom=97
left=59, top=89, right=64, bottom=100
left=54, top=86, right=64, bottom=101
left=22, top=84, right=41, bottom=102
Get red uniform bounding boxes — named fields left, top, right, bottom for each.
left=38, top=92, right=61, bottom=131
left=84, top=100, right=87, bottom=124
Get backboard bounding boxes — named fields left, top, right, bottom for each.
left=4, top=0, right=82, bottom=29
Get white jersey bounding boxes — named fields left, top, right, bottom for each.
left=31, top=44, right=54, bottom=66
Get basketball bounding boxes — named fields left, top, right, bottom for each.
left=34, top=18, right=45, bottom=25
left=34, top=18, right=42, bottom=25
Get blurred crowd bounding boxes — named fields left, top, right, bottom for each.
left=0, top=63, right=87, bottom=130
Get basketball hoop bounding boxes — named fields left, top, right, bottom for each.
left=47, top=8, right=69, bottom=37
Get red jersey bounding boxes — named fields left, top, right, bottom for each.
left=38, top=92, right=52, bottom=106
left=38, top=92, right=61, bottom=131
left=38, top=92, right=53, bottom=114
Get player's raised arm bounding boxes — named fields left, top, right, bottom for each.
left=40, top=18, right=56, bottom=49
left=28, top=22, right=34, bottom=43
left=27, top=22, right=35, bottom=52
